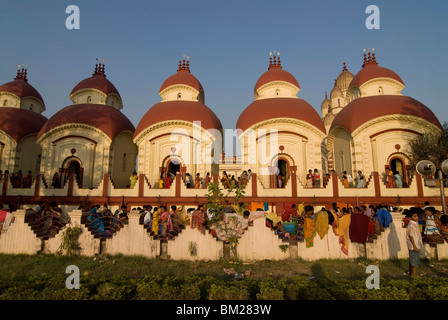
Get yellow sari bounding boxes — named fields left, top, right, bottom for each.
left=303, top=217, right=316, bottom=248
left=152, top=210, right=160, bottom=235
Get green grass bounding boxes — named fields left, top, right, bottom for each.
left=1, top=253, right=447, bottom=281
left=1, top=254, right=447, bottom=300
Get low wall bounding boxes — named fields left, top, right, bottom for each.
left=1, top=209, right=448, bottom=261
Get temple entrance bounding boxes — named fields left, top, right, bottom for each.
left=61, top=157, right=83, bottom=188
left=270, top=158, right=290, bottom=188
left=389, top=157, right=408, bottom=187
left=168, top=159, right=180, bottom=176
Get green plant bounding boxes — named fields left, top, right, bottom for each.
left=188, top=241, right=197, bottom=257
left=205, top=182, right=246, bottom=260
left=279, top=244, right=289, bottom=253
left=57, top=225, right=82, bottom=256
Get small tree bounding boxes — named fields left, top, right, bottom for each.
left=407, top=122, right=448, bottom=169
left=205, top=182, right=246, bottom=260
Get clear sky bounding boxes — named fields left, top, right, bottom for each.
left=1, top=0, right=447, bottom=154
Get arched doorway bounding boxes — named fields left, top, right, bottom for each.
left=61, top=157, right=83, bottom=188
left=270, top=158, right=290, bottom=188
left=389, top=157, right=408, bottom=187
left=168, top=159, right=180, bottom=176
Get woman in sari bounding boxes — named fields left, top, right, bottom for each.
left=204, top=172, right=211, bottom=189
left=385, top=167, right=395, bottom=188
left=342, top=171, right=349, bottom=188
left=165, top=172, right=172, bottom=189
left=306, top=170, right=313, bottom=188
left=159, top=205, right=172, bottom=239
left=195, top=173, right=202, bottom=189
left=151, top=207, right=159, bottom=236
left=129, top=172, right=138, bottom=189
left=221, top=171, right=230, bottom=188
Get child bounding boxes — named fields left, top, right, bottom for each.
left=423, top=206, right=440, bottom=243
left=439, top=214, right=448, bottom=243
left=406, top=211, right=423, bottom=277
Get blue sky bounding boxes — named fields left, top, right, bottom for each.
left=1, top=0, right=447, bottom=147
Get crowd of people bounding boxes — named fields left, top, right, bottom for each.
left=220, top=170, right=252, bottom=189
left=0, top=170, right=35, bottom=188
left=28, top=201, right=66, bottom=239
left=266, top=202, right=395, bottom=249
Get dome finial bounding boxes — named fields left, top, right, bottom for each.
left=362, top=49, right=367, bottom=68
left=268, top=51, right=282, bottom=70
left=15, top=64, right=28, bottom=81
left=371, top=48, right=377, bottom=64
left=342, top=62, right=347, bottom=72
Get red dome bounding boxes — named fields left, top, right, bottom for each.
left=254, top=67, right=300, bottom=91
left=0, top=107, right=47, bottom=143
left=134, top=100, right=222, bottom=139
left=349, top=54, right=404, bottom=88
left=0, top=78, right=45, bottom=105
left=236, top=98, right=326, bottom=134
left=70, top=74, right=121, bottom=98
left=330, top=95, right=442, bottom=133
left=37, top=104, right=134, bottom=140
left=159, top=69, right=203, bottom=93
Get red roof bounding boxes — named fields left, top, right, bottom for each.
left=0, top=107, right=47, bottom=143
left=254, top=67, right=300, bottom=91
left=37, top=104, right=134, bottom=140
left=0, top=78, right=45, bottom=105
left=330, top=95, right=442, bottom=133
left=236, top=98, right=326, bottom=134
left=159, top=69, right=204, bottom=93
left=350, top=64, right=404, bottom=87
left=70, top=74, right=121, bottom=98
left=134, top=100, right=222, bottom=139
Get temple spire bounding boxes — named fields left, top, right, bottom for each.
left=93, top=59, right=106, bottom=76
left=15, top=64, right=28, bottom=81
left=268, top=51, right=282, bottom=70
left=177, top=55, right=190, bottom=73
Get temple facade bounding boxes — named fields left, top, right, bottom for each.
left=0, top=51, right=443, bottom=195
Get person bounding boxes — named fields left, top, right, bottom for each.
left=230, top=175, right=237, bottom=187
left=221, top=171, right=230, bottom=188
left=247, top=169, right=252, bottom=181
left=394, top=171, right=403, bottom=188
left=277, top=174, right=285, bottom=188
left=194, top=173, right=202, bottom=189
left=376, top=204, right=393, bottom=229
left=88, top=205, right=108, bottom=238
left=159, top=205, right=172, bottom=239
left=129, top=172, right=138, bottom=189
left=165, top=172, right=172, bottom=189
left=22, top=171, right=33, bottom=188
left=34, top=201, right=43, bottom=213
left=185, top=173, right=192, bottom=188
left=347, top=172, right=354, bottom=188
left=438, top=214, right=448, bottom=242
left=143, top=205, right=153, bottom=228
left=240, top=170, right=248, bottom=186
left=385, top=167, right=395, bottom=188
left=356, top=171, right=365, bottom=188
left=313, top=169, right=321, bottom=188
left=158, top=174, right=164, bottom=189
left=170, top=205, right=184, bottom=236
left=306, top=170, right=313, bottom=188
left=406, top=210, right=423, bottom=277
left=51, top=172, right=61, bottom=188
left=151, top=207, right=159, bottom=236
left=114, top=204, right=128, bottom=224
left=342, top=171, right=349, bottom=188
left=204, top=172, right=211, bottom=189
left=423, top=206, right=440, bottom=242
